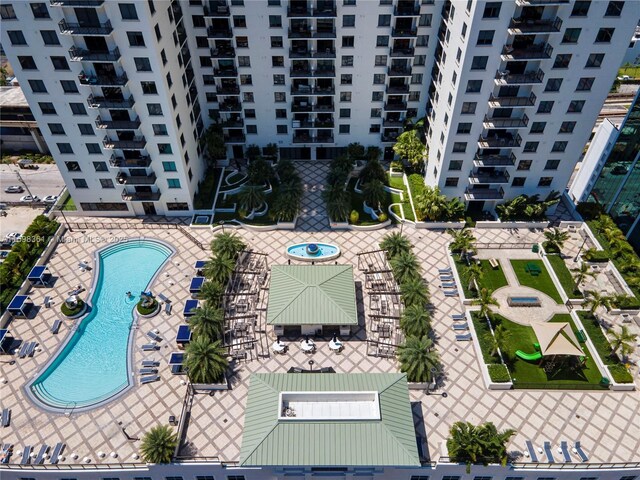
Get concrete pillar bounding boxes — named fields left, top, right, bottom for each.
left=29, top=127, right=49, bottom=154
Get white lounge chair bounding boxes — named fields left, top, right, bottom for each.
left=452, top=323, right=469, bottom=331
left=49, top=442, right=65, bottom=464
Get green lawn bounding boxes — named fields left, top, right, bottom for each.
left=619, top=65, right=640, bottom=79
left=511, top=259, right=563, bottom=304
left=61, top=195, right=76, bottom=211
left=575, top=311, right=616, bottom=366
left=194, top=167, right=222, bottom=210
left=453, top=258, right=509, bottom=298
left=387, top=174, right=415, bottom=222
left=546, top=255, right=583, bottom=299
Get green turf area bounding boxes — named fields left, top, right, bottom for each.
left=619, top=65, right=640, bottom=79
left=510, top=259, right=563, bottom=304
left=453, top=258, right=508, bottom=298
left=546, top=255, right=583, bottom=299
left=575, top=311, right=616, bottom=366
left=61, top=195, right=76, bottom=211
left=387, top=174, right=415, bottom=222
left=194, top=167, right=222, bottom=209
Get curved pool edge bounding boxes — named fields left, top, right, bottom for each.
left=23, top=237, right=176, bottom=415
left=286, top=242, right=341, bottom=262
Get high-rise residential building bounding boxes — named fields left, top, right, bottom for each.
left=0, top=0, right=637, bottom=217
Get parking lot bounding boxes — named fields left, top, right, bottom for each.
left=0, top=163, right=64, bottom=204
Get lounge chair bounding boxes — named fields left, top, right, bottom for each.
left=147, top=331, right=162, bottom=342
left=26, top=342, right=37, bottom=357
left=17, top=342, right=29, bottom=358
left=442, top=282, right=457, bottom=288
left=1, top=408, right=11, bottom=427
left=1, top=443, right=13, bottom=464
left=560, top=441, right=571, bottom=462
left=51, top=319, right=61, bottom=334
left=34, top=445, right=49, bottom=464
left=49, top=442, right=65, bottom=464
left=142, top=360, right=159, bottom=367
left=455, top=333, right=472, bottom=341
left=139, top=368, right=158, bottom=375
left=444, top=290, right=459, bottom=297
left=140, top=375, right=159, bottom=384
left=164, top=302, right=172, bottom=315
left=574, top=441, right=588, bottom=462
left=20, top=445, right=31, bottom=465
left=438, top=268, right=451, bottom=273
left=44, top=296, right=51, bottom=308
left=452, top=313, right=466, bottom=320
left=142, top=343, right=159, bottom=351
left=439, top=274, right=454, bottom=279
left=543, top=441, right=554, bottom=462
left=157, top=293, right=170, bottom=303
left=525, top=440, right=538, bottom=462
left=452, top=323, right=469, bottom=331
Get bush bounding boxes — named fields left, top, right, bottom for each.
left=487, top=364, right=510, bottom=383
left=612, top=296, right=640, bottom=310
left=583, top=249, right=610, bottom=263
left=390, top=160, right=404, bottom=171
left=608, top=364, right=634, bottom=383
left=378, top=212, right=388, bottom=223
left=349, top=210, right=359, bottom=224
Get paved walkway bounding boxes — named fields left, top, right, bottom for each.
left=295, top=161, right=328, bottom=232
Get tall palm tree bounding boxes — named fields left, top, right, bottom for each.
left=447, top=421, right=515, bottom=473
left=185, top=337, right=228, bottom=384
left=473, top=288, right=499, bottom=319
left=415, top=186, right=447, bottom=221
left=477, top=422, right=516, bottom=468
left=362, top=179, right=386, bottom=209
left=238, top=185, right=266, bottom=213
left=203, top=255, right=236, bottom=285
left=190, top=304, right=224, bottom=342
left=543, top=228, right=570, bottom=253
left=210, top=232, right=245, bottom=260
left=465, top=263, right=484, bottom=293
left=448, top=228, right=476, bottom=259
left=140, top=425, right=177, bottom=464
left=583, top=290, right=612, bottom=315
left=399, top=304, right=431, bottom=338
left=379, top=232, right=412, bottom=258
left=571, top=262, right=596, bottom=291
left=607, top=325, right=638, bottom=360
left=482, top=324, right=511, bottom=360
left=199, top=280, right=225, bottom=307
left=400, top=277, right=430, bottom=308
left=397, top=335, right=440, bottom=383
left=390, top=251, right=421, bottom=284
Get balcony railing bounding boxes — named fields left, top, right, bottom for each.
left=207, top=27, right=233, bottom=38
left=203, top=2, right=230, bottom=16
left=313, top=103, right=334, bottom=112
left=469, top=170, right=510, bottom=184
left=313, top=6, right=336, bottom=16
left=49, top=0, right=104, bottom=7
left=292, top=103, right=313, bottom=112
left=220, top=118, right=244, bottom=128
left=224, top=135, right=246, bottom=143
left=388, top=66, right=412, bottom=76
left=213, top=68, right=238, bottom=77
left=78, top=73, right=128, bottom=86
left=290, top=67, right=312, bottom=77
left=384, top=102, right=408, bottom=111
left=287, top=6, right=312, bottom=17
left=383, top=118, right=405, bottom=127
left=69, top=46, right=120, bottom=62
left=314, top=68, right=335, bottom=77
left=394, top=5, right=420, bottom=16
left=217, top=85, right=240, bottom=94
left=495, top=69, right=544, bottom=85
left=291, top=86, right=335, bottom=95
left=508, top=16, right=562, bottom=34
left=210, top=47, right=236, bottom=58
left=95, top=117, right=141, bottom=130
left=391, top=28, right=417, bottom=37
left=103, top=136, right=146, bottom=150
left=478, top=133, right=522, bottom=149
left=293, top=134, right=334, bottom=143
left=515, top=0, right=569, bottom=5
left=314, top=28, right=336, bottom=38
left=288, top=27, right=312, bottom=38
left=464, top=187, right=505, bottom=201
left=116, top=172, right=156, bottom=185
left=501, top=42, right=553, bottom=60
left=488, top=92, right=536, bottom=108
left=381, top=133, right=400, bottom=142
left=109, top=155, right=151, bottom=168
left=219, top=102, right=242, bottom=112
left=58, top=19, right=112, bottom=35
left=390, top=47, right=415, bottom=57
left=483, top=113, right=529, bottom=129
left=290, top=49, right=314, bottom=58
left=87, top=95, right=135, bottom=109
left=386, top=84, right=410, bottom=94
left=473, top=152, right=517, bottom=167
left=122, top=190, right=161, bottom=201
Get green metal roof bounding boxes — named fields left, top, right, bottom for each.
left=267, top=265, right=358, bottom=325
left=239, top=373, right=420, bottom=467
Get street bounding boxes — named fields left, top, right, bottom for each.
left=0, top=164, right=65, bottom=203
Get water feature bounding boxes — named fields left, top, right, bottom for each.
left=287, top=242, right=341, bottom=262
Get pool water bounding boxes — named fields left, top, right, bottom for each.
left=287, top=243, right=341, bottom=261
left=30, top=240, right=172, bottom=411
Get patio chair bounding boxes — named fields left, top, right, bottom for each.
left=25, top=342, right=37, bottom=357
left=452, top=313, right=466, bottom=321
left=574, top=441, right=588, bottom=462
left=139, top=368, right=158, bottom=375
left=34, top=445, right=49, bottom=464
left=44, top=296, right=51, bottom=308
left=560, top=441, right=572, bottom=462
left=452, top=323, right=469, bottom=331
left=439, top=275, right=454, bottom=280
left=455, top=333, right=472, bottom=341
left=442, top=282, right=457, bottom=288
left=142, top=343, right=159, bottom=351
left=49, top=442, right=65, bottom=464
left=543, top=441, right=554, bottom=462
left=20, top=445, right=31, bottom=465
left=140, top=375, right=159, bottom=384
left=164, top=303, right=172, bottom=315
left=438, top=267, right=451, bottom=273
left=525, top=440, right=538, bottom=462
left=51, top=319, right=61, bottom=334
left=146, top=331, right=163, bottom=342
left=444, top=290, right=459, bottom=297
left=1, top=408, right=11, bottom=427
left=142, top=360, right=160, bottom=367
left=1, top=444, right=13, bottom=464
left=157, top=293, right=171, bottom=303
left=17, top=342, right=29, bottom=358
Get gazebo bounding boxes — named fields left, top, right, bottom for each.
left=531, top=322, right=585, bottom=373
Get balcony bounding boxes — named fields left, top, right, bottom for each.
left=508, top=17, right=562, bottom=34
left=207, top=27, right=233, bottom=38
left=87, top=95, right=134, bottom=109
left=122, top=190, right=161, bottom=201
left=58, top=19, right=112, bottom=36
left=384, top=102, right=408, bottom=111
left=383, top=118, right=405, bottom=127
left=515, top=0, right=569, bottom=5
left=103, top=136, right=146, bottom=150
left=495, top=69, right=544, bottom=85
left=224, top=134, right=246, bottom=143
left=473, top=152, right=517, bottom=167
left=483, top=113, right=529, bottom=129
left=290, top=67, right=312, bottom=77
left=314, top=48, right=336, bottom=59
left=390, top=47, right=415, bottom=57
left=386, top=84, right=410, bottom=94
left=95, top=117, right=141, bottom=130
left=78, top=73, right=128, bottom=86
left=219, top=102, right=242, bottom=112
left=211, top=47, right=236, bottom=58
left=288, top=5, right=312, bottom=17
left=109, top=155, right=151, bottom=168
left=488, top=92, right=536, bottom=108
left=69, top=47, right=120, bottom=62
left=464, top=187, right=505, bottom=201
left=292, top=103, right=313, bottom=112
left=391, top=28, right=417, bottom=37
left=291, top=85, right=335, bottom=95
left=381, top=133, right=400, bottom=142
left=388, top=66, right=412, bottom=77
left=314, top=28, right=336, bottom=38
left=313, top=6, right=336, bottom=16
left=217, top=84, right=240, bottom=94
left=203, top=2, right=230, bottom=16
left=49, top=0, right=104, bottom=7
left=293, top=134, right=334, bottom=143
left=501, top=42, right=553, bottom=61
left=288, top=27, right=312, bottom=38
left=221, top=118, right=244, bottom=128
left=478, top=133, right=522, bottom=149
left=315, top=68, right=335, bottom=77
left=290, top=48, right=313, bottom=59
left=394, top=5, right=420, bottom=16
left=213, top=68, right=238, bottom=77
left=116, top=172, right=157, bottom=185
left=313, top=103, right=334, bottom=112
left=313, top=120, right=334, bottom=128
left=469, top=170, right=510, bottom=184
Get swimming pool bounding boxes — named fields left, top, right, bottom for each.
left=29, top=240, right=173, bottom=412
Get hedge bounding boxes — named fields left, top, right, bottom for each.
left=583, top=249, right=610, bottom=263
left=608, top=364, right=634, bottom=383
left=487, top=364, right=510, bottom=383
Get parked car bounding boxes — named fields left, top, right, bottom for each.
left=0, top=251, right=9, bottom=259
left=20, top=195, right=41, bottom=202
left=4, top=185, right=24, bottom=193
left=5, top=232, right=21, bottom=242
left=43, top=195, right=59, bottom=204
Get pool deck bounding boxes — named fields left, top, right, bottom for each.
left=1, top=220, right=639, bottom=465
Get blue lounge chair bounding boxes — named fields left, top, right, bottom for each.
left=560, top=441, right=571, bottom=462
left=1, top=443, right=13, bottom=464
left=183, top=299, right=199, bottom=318
left=49, top=442, right=65, bottom=464
left=142, top=360, right=159, bottom=367
left=452, top=313, right=466, bottom=320
left=147, top=331, right=162, bottom=342
left=452, top=323, right=469, bottom=331
left=26, top=342, right=37, bottom=357
left=442, top=282, right=457, bottom=288
left=34, top=445, right=49, bottom=464
left=444, top=290, right=459, bottom=297
left=140, top=375, right=159, bottom=384
left=164, top=302, right=172, bottom=315
left=17, top=342, right=29, bottom=358
left=438, top=268, right=451, bottom=273
left=456, top=333, right=472, bottom=341
left=543, top=441, right=554, bottom=462
left=574, top=441, right=588, bottom=462
left=139, top=368, right=158, bottom=375
left=525, top=440, right=538, bottom=462
left=51, top=319, right=61, bottom=334
left=1, top=408, right=11, bottom=427
left=142, top=343, right=159, bottom=351
left=20, top=445, right=31, bottom=465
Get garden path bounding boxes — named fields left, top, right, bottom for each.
left=295, top=161, right=329, bottom=232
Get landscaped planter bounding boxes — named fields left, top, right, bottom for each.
left=329, top=220, right=350, bottom=230
left=606, top=365, right=636, bottom=391
left=61, top=299, right=87, bottom=319
left=137, top=299, right=160, bottom=318
left=276, top=216, right=298, bottom=230
left=407, top=382, right=431, bottom=391
left=191, top=374, right=229, bottom=391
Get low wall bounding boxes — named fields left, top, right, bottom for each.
left=414, top=221, right=466, bottom=230
left=581, top=223, right=604, bottom=251
left=476, top=220, right=550, bottom=229
left=328, top=219, right=391, bottom=231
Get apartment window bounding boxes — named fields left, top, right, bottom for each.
left=272, top=56, right=284, bottom=67
left=342, top=36, right=354, bottom=47
left=369, top=124, right=380, bottom=133
left=147, top=103, right=163, bottom=115
left=466, top=80, right=482, bottom=93
left=604, top=1, right=624, bottom=16
left=342, top=56, right=354, bottom=67
left=476, top=30, right=494, bottom=46
left=238, top=56, right=251, bottom=67
left=538, top=177, right=552, bottom=187
left=268, top=0, right=281, bottom=4
left=233, top=15, right=247, bottom=28
left=93, top=161, right=108, bottom=171
left=40, top=30, right=60, bottom=45
left=452, top=72, right=457, bottom=85
left=48, top=123, right=65, bottom=135
left=448, top=160, right=462, bottom=171
left=553, top=54, right=571, bottom=69
left=373, top=74, right=385, bottom=84
left=461, top=102, right=476, bottom=114
left=340, top=92, right=352, bottom=102
left=571, top=1, right=591, bottom=16
left=165, top=179, right=180, bottom=189
left=343, top=15, right=355, bottom=27
left=530, top=122, right=545, bottom=134
left=416, top=35, right=428, bottom=47
left=97, top=178, right=114, bottom=189
left=544, top=78, right=563, bottom=92
left=28, top=79, right=47, bottom=93
left=408, top=91, right=420, bottom=102
left=483, top=2, right=501, bottom=18
left=411, top=73, right=423, bottom=84
left=275, top=109, right=287, bottom=118
left=456, top=48, right=462, bottom=63
left=585, top=53, right=604, bottom=68
left=512, top=177, right=525, bottom=187
left=418, top=13, right=432, bottom=26
left=243, top=92, right=254, bottom=103
left=517, top=160, right=532, bottom=171
left=272, top=74, right=285, bottom=85
left=58, top=143, right=73, bottom=154
left=162, top=161, right=177, bottom=172
left=567, top=100, right=585, bottom=113
left=192, top=15, right=205, bottom=28
left=237, top=36, right=249, bottom=48
left=372, top=92, right=384, bottom=101
left=0, top=5, right=16, bottom=19
left=161, top=49, right=167, bottom=65
left=246, top=125, right=257, bottom=134
left=544, top=159, right=560, bottom=170
left=269, top=15, right=282, bottom=27
left=78, top=124, right=94, bottom=136
left=452, top=142, right=466, bottom=153
left=552, top=141, right=567, bottom=152
left=244, top=109, right=256, bottom=118
left=339, top=108, right=351, bottom=118
left=70, top=103, right=86, bottom=115
left=240, top=74, right=253, bottom=85
left=470, top=56, right=488, bottom=70
left=171, top=94, right=177, bottom=108
left=444, top=177, right=458, bottom=187
left=523, top=141, right=538, bottom=153
left=378, top=14, right=391, bottom=27
left=127, top=32, right=145, bottom=47
left=273, top=92, right=285, bottom=102
left=154, top=24, right=162, bottom=40
left=576, top=77, right=594, bottom=91
left=141, top=81, right=157, bottom=94
left=39, top=102, right=56, bottom=115
left=537, top=101, right=554, bottom=114
left=30, top=3, right=50, bottom=18
left=595, top=28, right=614, bottom=43
left=559, top=121, right=576, bottom=133
left=153, top=124, right=168, bottom=135
left=338, top=125, right=350, bottom=134
left=270, top=36, right=283, bottom=48
left=370, top=108, right=382, bottom=118
left=18, top=56, right=37, bottom=70
left=414, top=55, right=426, bottom=66
left=562, top=28, right=581, bottom=44
left=7, top=31, right=27, bottom=45
left=119, top=3, right=138, bottom=19
left=374, top=55, right=387, bottom=67
left=456, top=123, right=471, bottom=134
left=134, top=58, right=152, bottom=71
left=73, top=178, right=88, bottom=188
left=341, top=74, right=352, bottom=85
left=376, top=35, right=389, bottom=47
left=158, top=143, right=173, bottom=154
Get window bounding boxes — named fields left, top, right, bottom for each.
left=576, top=77, right=594, bottom=91
left=512, top=177, right=525, bottom=187
left=595, top=28, right=614, bottom=43
left=119, top=3, right=138, bottom=19
left=483, top=2, right=501, bottom=18
left=78, top=124, right=94, bottom=136
left=233, top=15, right=246, bottom=28
left=562, top=28, right=581, bottom=43
left=39, top=102, right=56, bottom=115
left=378, top=14, right=391, bottom=27
left=559, top=121, right=576, bottom=133
left=100, top=179, right=115, bottom=189
left=585, top=53, right=604, bottom=68
left=419, top=14, right=432, bottom=26
left=544, top=78, right=563, bottom=92
left=18, top=56, right=37, bottom=70
left=87, top=143, right=102, bottom=155
left=571, top=1, right=591, bottom=16
left=461, top=102, right=476, bottom=114
left=552, top=141, right=567, bottom=152
left=158, top=143, right=173, bottom=154
left=523, top=141, right=538, bottom=153
left=466, top=80, right=482, bottom=93
left=537, top=101, right=554, bottom=114
left=275, top=109, right=286, bottom=118
left=147, top=104, right=163, bottom=116
left=268, top=0, right=281, bottom=4
left=342, top=55, right=354, bottom=67
left=30, top=3, right=50, bottom=18
left=153, top=124, right=168, bottom=135
left=470, top=56, right=488, bottom=70
left=342, top=36, right=354, bottom=47
left=162, top=161, right=177, bottom=172
left=134, top=57, right=152, bottom=71
left=272, top=56, right=284, bottom=67
left=517, top=160, right=532, bottom=171
left=369, top=124, right=380, bottom=133
left=269, top=15, right=282, bottom=27
left=476, top=30, right=494, bottom=46
left=161, top=49, right=167, bottom=65
left=340, top=92, right=352, bottom=102
left=408, top=91, right=420, bottom=102
left=553, top=54, right=571, bottom=69
left=28, top=79, right=47, bottom=93
left=167, top=179, right=181, bottom=189
left=270, top=36, right=283, bottom=48
left=370, top=108, right=381, bottom=118
left=7, top=31, right=27, bottom=45
left=538, top=177, right=552, bottom=187
left=373, top=74, right=385, bottom=84
left=154, top=24, right=162, bottom=40
left=343, top=15, right=355, bottom=27
left=411, top=73, right=423, bottom=84
left=339, top=108, right=351, bottom=118
left=452, top=142, right=466, bottom=153
left=127, top=31, right=145, bottom=47
left=444, top=177, right=458, bottom=187
left=58, top=143, right=73, bottom=154
left=70, top=103, right=87, bottom=115
left=456, top=123, right=471, bottom=134
left=376, top=35, right=389, bottom=47
left=343, top=0, right=355, bottom=5
left=530, top=122, right=545, bottom=134
left=416, top=35, right=428, bottom=47
left=604, top=1, right=624, bottom=16
left=244, top=109, right=256, bottom=118
left=448, top=160, right=462, bottom=171
left=544, top=159, right=560, bottom=170
left=73, top=178, right=88, bottom=188
left=246, top=125, right=257, bottom=134
left=567, top=100, right=585, bottom=113
left=48, top=123, right=65, bottom=135
left=92, top=161, right=107, bottom=171
left=274, top=92, right=286, bottom=102
left=374, top=55, right=387, bottom=66
left=240, top=74, right=253, bottom=85
left=192, top=15, right=205, bottom=28
left=0, top=5, right=16, bottom=19
left=414, top=55, right=426, bottom=66
left=339, top=125, right=350, bottom=134
left=237, top=36, right=249, bottom=48
left=238, top=56, right=251, bottom=67
left=40, top=30, right=60, bottom=46
left=451, top=71, right=457, bottom=85
left=341, top=74, right=352, bottom=85
left=272, top=74, right=284, bottom=85
left=243, top=92, right=254, bottom=103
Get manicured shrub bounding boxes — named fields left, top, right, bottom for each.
left=349, top=210, right=359, bottom=224
left=487, top=364, right=510, bottom=383
left=378, top=212, right=388, bottom=223
left=608, top=364, right=634, bottom=383
left=583, top=249, right=610, bottom=263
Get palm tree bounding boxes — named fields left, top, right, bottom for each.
left=390, top=251, right=421, bottom=284
left=607, top=325, right=638, bottom=360
left=210, top=232, right=245, bottom=260
left=477, top=422, right=516, bottom=468
left=379, top=232, right=412, bottom=258
left=199, top=280, right=225, bottom=307
left=473, top=288, right=499, bottom=319
left=445, top=197, right=465, bottom=221
left=359, top=159, right=387, bottom=185
left=140, top=425, right=178, bottom=464
left=543, top=228, right=570, bottom=253
left=203, top=255, right=235, bottom=285
left=362, top=179, right=386, bottom=209
left=583, top=290, right=612, bottom=315
left=447, top=421, right=515, bottom=473
left=482, top=324, right=512, bottom=360
left=571, top=262, right=596, bottom=291
left=399, top=305, right=431, bottom=338
left=393, top=129, right=425, bottom=168
left=238, top=185, right=266, bottom=213
left=448, top=228, right=476, bottom=259
left=415, top=186, right=447, bottom=221
left=465, top=263, right=484, bottom=293
left=400, top=277, right=430, bottom=308
left=190, top=304, right=224, bottom=342
left=397, top=335, right=440, bottom=383
left=185, top=337, right=228, bottom=384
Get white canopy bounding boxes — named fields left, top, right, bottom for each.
left=531, top=322, right=584, bottom=357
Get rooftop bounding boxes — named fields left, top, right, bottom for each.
left=0, top=86, right=29, bottom=108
